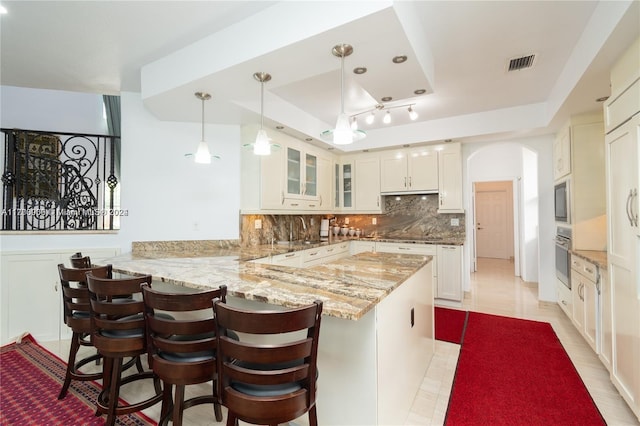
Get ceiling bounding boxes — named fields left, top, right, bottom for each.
left=1, top=1, right=638, bottom=152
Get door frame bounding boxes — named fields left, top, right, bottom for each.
left=471, top=178, right=521, bottom=276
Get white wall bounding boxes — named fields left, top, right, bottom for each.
left=462, top=135, right=556, bottom=302
left=118, top=92, right=240, bottom=248
left=0, top=87, right=242, bottom=253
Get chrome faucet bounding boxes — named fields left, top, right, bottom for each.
left=298, top=216, right=307, bottom=241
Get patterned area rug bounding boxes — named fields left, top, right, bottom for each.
left=0, top=334, right=155, bottom=426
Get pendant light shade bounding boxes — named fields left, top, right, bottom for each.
left=320, top=43, right=366, bottom=145
left=253, top=72, right=272, bottom=156
left=193, top=92, right=212, bottom=164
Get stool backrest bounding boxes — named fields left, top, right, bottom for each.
left=213, top=300, right=323, bottom=425
left=70, top=252, right=92, bottom=268
left=86, top=273, right=152, bottom=357
left=58, top=264, right=112, bottom=327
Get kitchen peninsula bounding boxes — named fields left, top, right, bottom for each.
left=98, top=239, right=436, bottom=425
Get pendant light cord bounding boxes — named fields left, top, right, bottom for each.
left=201, top=97, right=205, bottom=141
left=260, top=80, right=265, bottom=130
left=340, top=47, right=345, bottom=114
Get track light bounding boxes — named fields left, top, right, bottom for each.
left=383, top=110, right=391, bottom=124
left=366, top=112, right=375, bottom=125
left=351, top=116, right=358, bottom=131
left=408, top=105, right=418, bottom=120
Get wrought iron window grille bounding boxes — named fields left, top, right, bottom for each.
left=1, top=129, right=120, bottom=231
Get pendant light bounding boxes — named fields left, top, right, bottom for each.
left=194, top=92, right=212, bottom=164
left=253, top=72, right=272, bottom=156
left=320, top=43, right=366, bottom=145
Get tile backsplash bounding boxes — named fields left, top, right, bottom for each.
left=241, top=194, right=465, bottom=246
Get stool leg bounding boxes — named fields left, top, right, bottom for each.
left=309, top=405, right=318, bottom=426
left=159, top=383, right=173, bottom=426
left=105, top=357, right=123, bottom=426
left=173, top=384, right=185, bottom=426
left=58, top=332, right=80, bottom=399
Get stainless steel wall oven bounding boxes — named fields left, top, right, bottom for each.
left=555, top=226, right=572, bottom=289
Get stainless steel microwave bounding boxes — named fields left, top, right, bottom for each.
left=554, top=180, right=570, bottom=223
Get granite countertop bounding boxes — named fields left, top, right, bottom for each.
left=98, top=241, right=433, bottom=321
left=570, top=249, right=608, bottom=270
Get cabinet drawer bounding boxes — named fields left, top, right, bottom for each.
left=282, top=198, right=319, bottom=210
left=604, top=77, right=640, bottom=133
left=570, top=255, right=598, bottom=282
left=376, top=242, right=436, bottom=256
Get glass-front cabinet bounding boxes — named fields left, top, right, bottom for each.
left=334, top=161, right=354, bottom=210
left=283, top=146, right=321, bottom=209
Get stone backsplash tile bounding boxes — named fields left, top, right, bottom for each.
left=241, top=194, right=465, bottom=246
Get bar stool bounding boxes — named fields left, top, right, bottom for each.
left=141, top=284, right=228, bottom=425
left=69, top=252, right=92, bottom=268
left=86, top=273, right=163, bottom=426
left=213, top=300, right=323, bottom=426
left=57, top=263, right=112, bottom=399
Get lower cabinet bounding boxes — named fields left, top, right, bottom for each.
left=557, top=280, right=573, bottom=318
left=436, top=245, right=463, bottom=302
left=374, top=242, right=438, bottom=294
left=570, top=255, right=598, bottom=353
left=1, top=248, right=120, bottom=344
left=599, top=269, right=612, bottom=372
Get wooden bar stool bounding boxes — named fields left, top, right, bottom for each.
left=213, top=300, right=323, bottom=426
left=141, top=284, right=228, bottom=426
left=69, top=252, right=92, bottom=268
left=56, top=263, right=112, bottom=399
left=86, top=273, right=163, bottom=426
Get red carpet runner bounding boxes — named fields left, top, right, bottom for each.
left=0, top=334, right=155, bottom=426
left=445, top=312, right=605, bottom=425
left=435, top=307, right=468, bottom=344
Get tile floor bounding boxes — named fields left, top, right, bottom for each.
left=42, top=257, right=639, bottom=425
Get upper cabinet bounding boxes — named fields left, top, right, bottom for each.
left=437, top=143, right=464, bottom=213
left=380, top=147, right=438, bottom=194
left=354, top=156, right=381, bottom=213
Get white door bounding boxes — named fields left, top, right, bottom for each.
left=475, top=184, right=511, bottom=259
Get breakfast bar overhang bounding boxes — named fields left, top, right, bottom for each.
left=100, top=242, right=435, bottom=425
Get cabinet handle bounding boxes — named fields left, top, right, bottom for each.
left=404, top=177, right=407, bottom=188
left=632, top=188, right=638, bottom=227
left=562, top=300, right=568, bottom=306
left=302, top=184, right=306, bottom=196
left=398, top=247, right=410, bottom=251
left=285, top=253, right=296, bottom=258
left=319, top=195, right=323, bottom=206
left=579, top=283, right=584, bottom=301
left=281, top=191, right=285, bottom=205
left=309, top=252, right=318, bottom=256
left=308, top=204, right=316, bottom=208
left=326, top=248, right=334, bottom=252
left=584, top=267, right=593, bottom=274
left=626, top=189, right=634, bottom=226
left=409, top=176, right=412, bottom=188
left=377, top=195, right=380, bottom=207
left=291, top=203, right=299, bottom=207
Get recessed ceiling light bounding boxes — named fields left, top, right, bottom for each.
left=403, top=144, right=410, bottom=148
left=327, top=147, right=335, bottom=150
left=596, top=96, right=609, bottom=102
left=305, top=138, right=312, bottom=141
left=381, top=96, right=393, bottom=102
left=353, top=67, right=367, bottom=75
left=275, top=126, right=284, bottom=130
left=414, top=89, right=426, bottom=95
left=362, top=149, right=369, bottom=153
left=444, top=139, right=453, bottom=143
left=392, top=55, right=407, bottom=64
left=0, top=5, right=7, bottom=14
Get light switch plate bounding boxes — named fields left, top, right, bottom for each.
left=254, top=219, right=262, bottom=229
left=451, top=218, right=459, bottom=226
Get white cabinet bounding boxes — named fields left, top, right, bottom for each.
left=557, top=279, right=573, bottom=319
left=599, top=268, right=612, bottom=372
left=553, top=124, right=571, bottom=181
left=570, top=255, right=598, bottom=352
left=380, top=148, right=438, bottom=194
left=354, top=157, right=381, bottom=213
left=437, top=143, right=464, bottom=213
left=270, top=251, right=302, bottom=267
left=350, top=240, right=376, bottom=255
left=604, top=36, right=640, bottom=421
left=375, top=242, right=438, bottom=294
left=335, top=161, right=354, bottom=210
left=0, top=248, right=120, bottom=344
left=436, top=245, right=463, bottom=302
left=259, top=139, right=332, bottom=212
left=302, top=242, right=349, bottom=267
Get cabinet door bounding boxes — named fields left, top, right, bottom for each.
left=380, top=154, right=408, bottom=192
left=438, top=145, right=464, bottom=213
left=286, top=147, right=302, bottom=197
left=260, top=147, right=285, bottom=209
left=304, top=153, right=317, bottom=198
left=583, top=278, right=597, bottom=352
left=599, top=270, right=612, bottom=371
left=334, top=163, right=341, bottom=209
left=606, top=114, right=639, bottom=414
left=342, top=163, right=353, bottom=209
left=355, top=157, right=381, bottom=212
left=317, top=156, right=331, bottom=211
left=408, top=150, right=438, bottom=192
left=436, top=245, right=462, bottom=301
left=2, top=253, right=61, bottom=343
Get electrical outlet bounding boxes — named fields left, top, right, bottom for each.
left=254, top=219, right=262, bottom=229
left=451, top=218, right=459, bottom=226
left=345, top=217, right=349, bottom=224
left=372, top=217, right=377, bottom=225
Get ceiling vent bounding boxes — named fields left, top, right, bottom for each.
left=507, top=54, right=536, bottom=72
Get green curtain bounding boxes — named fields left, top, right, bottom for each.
left=102, top=95, right=121, bottom=177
